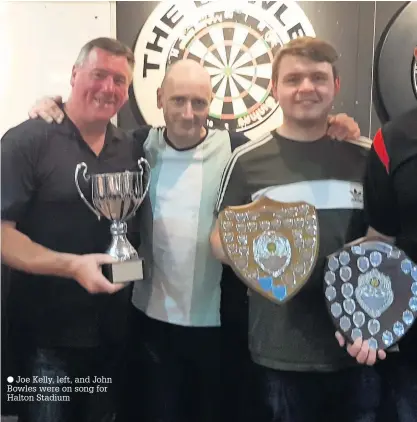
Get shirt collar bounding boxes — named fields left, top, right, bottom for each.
left=58, top=103, right=123, bottom=144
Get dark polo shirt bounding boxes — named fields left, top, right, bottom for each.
left=1, top=114, right=152, bottom=348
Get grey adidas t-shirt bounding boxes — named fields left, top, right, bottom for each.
left=216, top=132, right=369, bottom=372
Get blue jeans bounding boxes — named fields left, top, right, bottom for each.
left=17, top=346, right=122, bottom=422
left=255, top=364, right=381, bottom=422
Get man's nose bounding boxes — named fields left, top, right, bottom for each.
left=181, top=101, right=194, bottom=119
left=102, top=76, right=115, bottom=92
left=298, top=77, right=315, bottom=92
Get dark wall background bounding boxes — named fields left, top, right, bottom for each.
left=117, top=1, right=159, bottom=131
left=116, top=1, right=414, bottom=138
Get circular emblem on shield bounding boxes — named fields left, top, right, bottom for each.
left=373, top=1, right=417, bottom=123
left=132, top=1, right=315, bottom=139
left=253, top=232, right=291, bottom=277
left=219, top=197, right=319, bottom=304
left=324, top=239, right=417, bottom=350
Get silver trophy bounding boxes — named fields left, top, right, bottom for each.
left=75, top=158, right=150, bottom=283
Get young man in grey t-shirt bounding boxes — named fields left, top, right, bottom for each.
left=211, top=37, right=379, bottom=422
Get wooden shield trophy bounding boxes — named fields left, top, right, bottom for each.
left=324, top=238, right=417, bottom=350
left=219, top=197, right=320, bottom=304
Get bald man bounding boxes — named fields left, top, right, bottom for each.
left=29, top=58, right=362, bottom=422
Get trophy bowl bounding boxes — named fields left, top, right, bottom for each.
left=75, top=158, right=150, bottom=283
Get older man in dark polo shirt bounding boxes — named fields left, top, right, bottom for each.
left=1, top=37, right=152, bottom=422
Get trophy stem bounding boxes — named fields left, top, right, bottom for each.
left=107, top=221, right=139, bottom=261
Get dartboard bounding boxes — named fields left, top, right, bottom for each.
left=167, top=15, right=281, bottom=132
left=374, top=1, right=417, bottom=122
left=132, top=1, right=315, bottom=138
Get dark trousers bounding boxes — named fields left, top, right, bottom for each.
left=126, top=307, right=222, bottom=422
left=220, top=271, right=256, bottom=422
left=16, top=345, right=124, bottom=422
left=220, top=329, right=255, bottom=422
left=377, top=356, right=417, bottom=422
left=255, top=364, right=381, bottom=422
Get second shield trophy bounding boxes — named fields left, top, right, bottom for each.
left=75, top=158, right=151, bottom=283
left=218, top=197, right=320, bottom=304
left=324, top=238, right=417, bottom=350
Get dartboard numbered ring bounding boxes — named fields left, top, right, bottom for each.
left=132, top=1, right=315, bottom=138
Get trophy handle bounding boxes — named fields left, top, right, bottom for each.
left=138, top=158, right=151, bottom=199
left=75, top=162, right=101, bottom=220
left=128, top=158, right=151, bottom=216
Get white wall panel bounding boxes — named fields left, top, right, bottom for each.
left=0, top=1, right=116, bottom=137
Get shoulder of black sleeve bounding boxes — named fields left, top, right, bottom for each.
left=362, top=133, right=399, bottom=236
left=215, top=148, right=248, bottom=214
left=339, top=137, right=372, bottom=167
left=128, top=126, right=151, bottom=159
left=375, top=108, right=417, bottom=174
left=1, top=119, right=51, bottom=222
left=229, top=132, right=249, bottom=152
left=131, top=125, right=152, bottom=145
left=1, top=118, right=51, bottom=148
left=345, top=210, right=368, bottom=242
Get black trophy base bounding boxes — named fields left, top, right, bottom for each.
left=102, top=258, right=144, bottom=283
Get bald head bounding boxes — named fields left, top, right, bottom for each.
left=161, top=59, right=211, bottom=90
left=157, top=59, right=213, bottom=148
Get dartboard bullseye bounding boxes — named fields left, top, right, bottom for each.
left=133, top=1, right=315, bottom=138
left=168, top=16, right=281, bottom=132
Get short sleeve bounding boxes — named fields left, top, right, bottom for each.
left=1, top=126, right=40, bottom=223
left=215, top=154, right=250, bottom=215
left=363, top=129, right=399, bottom=236
left=229, top=132, right=249, bottom=152
left=131, top=126, right=151, bottom=150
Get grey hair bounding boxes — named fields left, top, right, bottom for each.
left=74, top=37, right=135, bottom=71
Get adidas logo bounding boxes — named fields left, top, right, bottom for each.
left=351, top=187, right=363, bottom=204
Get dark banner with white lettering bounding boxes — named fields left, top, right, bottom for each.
left=117, top=1, right=416, bottom=139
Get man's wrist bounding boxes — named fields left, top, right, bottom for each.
left=53, top=252, right=79, bottom=279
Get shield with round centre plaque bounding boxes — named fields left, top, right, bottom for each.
left=219, top=197, right=320, bottom=304
left=324, top=238, right=417, bottom=350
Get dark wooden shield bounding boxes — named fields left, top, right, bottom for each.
left=324, top=238, right=417, bottom=350
left=219, top=197, right=319, bottom=304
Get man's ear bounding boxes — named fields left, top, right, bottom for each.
left=70, top=65, right=77, bottom=87
left=272, top=82, right=278, bottom=102
left=156, top=87, right=163, bottom=109
left=334, top=76, right=341, bottom=95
